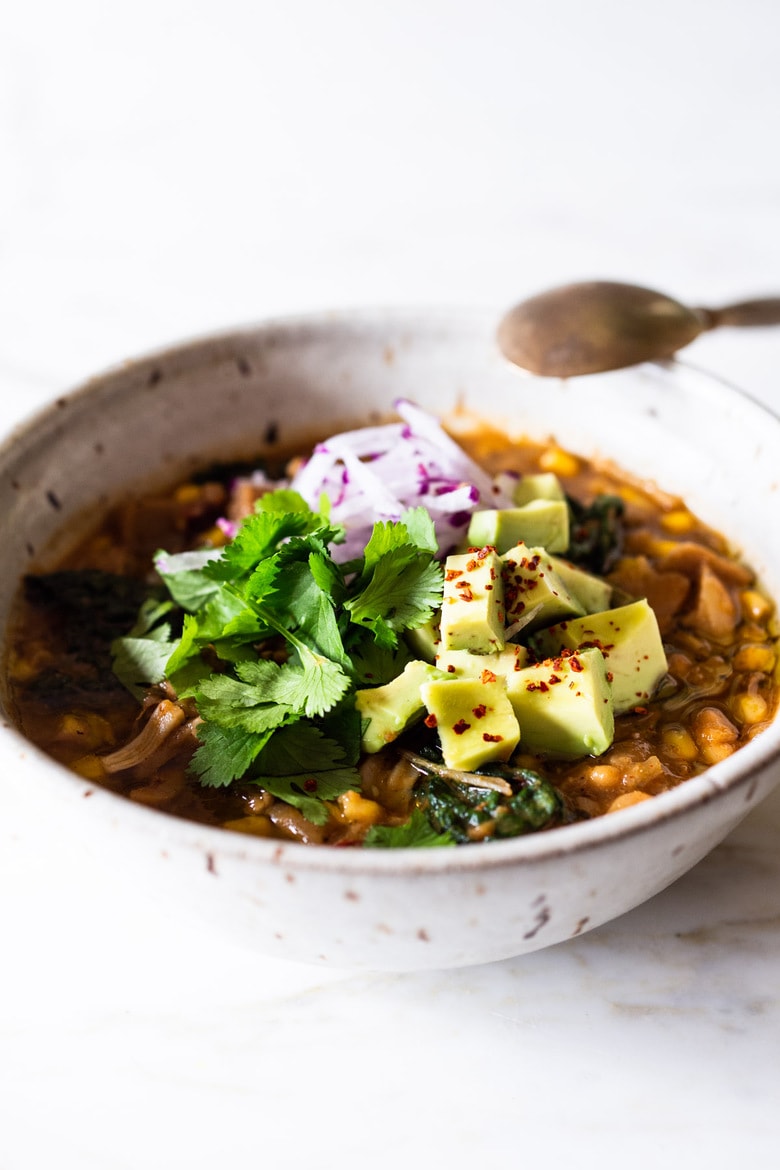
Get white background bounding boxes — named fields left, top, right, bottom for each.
left=1, top=3, right=779, bottom=1168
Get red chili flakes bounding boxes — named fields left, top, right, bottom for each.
left=446, top=665, right=456, bottom=674
left=569, top=655, right=584, bottom=672
left=481, top=669, right=497, bottom=683
left=424, top=713, right=438, bottom=728
left=527, top=680, right=549, bottom=693
left=581, top=637, right=613, bottom=653
left=482, top=733, right=504, bottom=743
left=548, top=674, right=562, bottom=685
left=303, top=778, right=318, bottom=792
left=458, top=587, right=474, bottom=602
left=445, top=569, right=463, bottom=581
left=452, top=719, right=471, bottom=735
left=472, top=704, right=487, bottom=719
left=489, top=567, right=497, bottom=580
left=466, top=559, right=480, bottom=572
left=606, top=671, right=614, bottom=682
left=485, top=583, right=494, bottom=591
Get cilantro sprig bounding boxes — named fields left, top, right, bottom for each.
left=112, top=491, right=443, bottom=823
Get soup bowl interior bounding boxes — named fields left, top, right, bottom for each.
left=1, top=307, right=779, bottom=970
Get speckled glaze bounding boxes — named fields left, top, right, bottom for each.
left=2, top=308, right=780, bottom=970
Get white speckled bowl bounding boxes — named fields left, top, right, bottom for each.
left=2, top=308, right=780, bottom=970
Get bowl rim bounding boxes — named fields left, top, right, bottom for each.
left=2, top=305, right=780, bottom=877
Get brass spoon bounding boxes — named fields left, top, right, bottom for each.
left=497, top=280, right=780, bottom=377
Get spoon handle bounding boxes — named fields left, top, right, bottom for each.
left=698, top=297, right=780, bottom=329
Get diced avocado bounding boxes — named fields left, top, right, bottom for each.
left=420, top=676, right=521, bottom=772
left=440, top=548, right=505, bottom=653
left=512, top=472, right=566, bottom=505
left=546, top=555, right=612, bottom=614
left=530, top=599, right=668, bottom=715
left=435, top=643, right=529, bottom=681
left=355, top=660, right=443, bottom=754
left=505, top=647, right=614, bottom=758
left=466, top=500, right=569, bottom=554
left=502, top=543, right=585, bottom=633
left=404, top=615, right=440, bottom=663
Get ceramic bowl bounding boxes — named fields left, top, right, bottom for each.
left=1, top=307, right=779, bottom=970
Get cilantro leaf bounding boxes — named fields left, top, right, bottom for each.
left=190, top=722, right=273, bottom=788
left=316, top=702, right=363, bottom=767
left=399, top=506, right=438, bottom=554
left=268, top=558, right=348, bottom=665
left=347, top=637, right=412, bottom=686
left=254, top=489, right=316, bottom=517
left=345, top=551, right=443, bottom=646
left=252, top=724, right=360, bottom=823
left=258, top=769, right=360, bottom=824
left=363, top=808, right=455, bottom=848
left=155, top=549, right=223, bottom=611
left=272, top=649, right=351, bottom=718
left=111, top=595, right=179, bottom=698
left=202, top=511, right=311, bottom=581
left=111, top=626, right=175, bottom=698
left=194, top=671, right=298, bottom=734
left=254, top=722, right=348, bottom=774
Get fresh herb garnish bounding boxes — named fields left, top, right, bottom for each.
left=113, top=491, right=444, bottom=820
left=364, top=808, right=455, bottom=848
left=567, top=494, right=625, bottom=575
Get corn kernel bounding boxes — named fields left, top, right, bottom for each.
left=661, top=727, right=698, bottom=761
left=221, top=815, right=274, bottom=837
left=6, top=655, right=40, bottom=683
left=732, top=692, right=769, bottom=725
left=199, top=525, right=229, bottom=547
left=53, top=712, right=114, bottom=749
left=692, top=707, right=738, bottom=765
left=337, top=789, right=383, bottom=826
left=733, top=644, right=776, bottom=673
left=616, top=485, right=653, bottom=509
left=538, top=447, right=579, bottom=477
left=71, top=755, right=107, bottom=781
left=608, top=791, right=652, bottom=813
left=661, top=509, right=696, bottom=534
left=698, top=740, right=736, bottom=765
left=740, top=589, right=773, bottom=622
left=635, top=535, right=680, bottom=559
left=585, top=764, right=621, bottom=790
left=174, top=483, right=200, bottom=503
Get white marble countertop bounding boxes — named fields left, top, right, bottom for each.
left=2, top=3, right=780, bottom=1167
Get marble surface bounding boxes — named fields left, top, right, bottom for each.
left=2, top=2, right=780, bottom=1167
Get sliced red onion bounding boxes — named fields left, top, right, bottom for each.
left=288, top=401, right=511, bottom=560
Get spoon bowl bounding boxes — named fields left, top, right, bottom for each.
left=497, top=280, right=780, bottom=377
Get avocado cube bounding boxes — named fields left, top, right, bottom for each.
left=546, top=555, right=613, bottom=614
left=505, top=647, right=614, bottom=758
left=530, top=599, right=668, bottom=715
left=512, top=472, right=566, bottom=505
left=435, top=643, right=529, bottom=681
left=420, top=676, right=521, bottom=772
left=440, top=549, right=505, bottom=653
left=502, top=543, right=586, bottom=633
left=404, top=615, right=440, bottom=663
left=355, top=660, right=443, bottom=754
left=466, top=500, right=569, bottom=554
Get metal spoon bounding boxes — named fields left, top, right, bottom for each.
left=497, top=280, right=780, bottom=377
